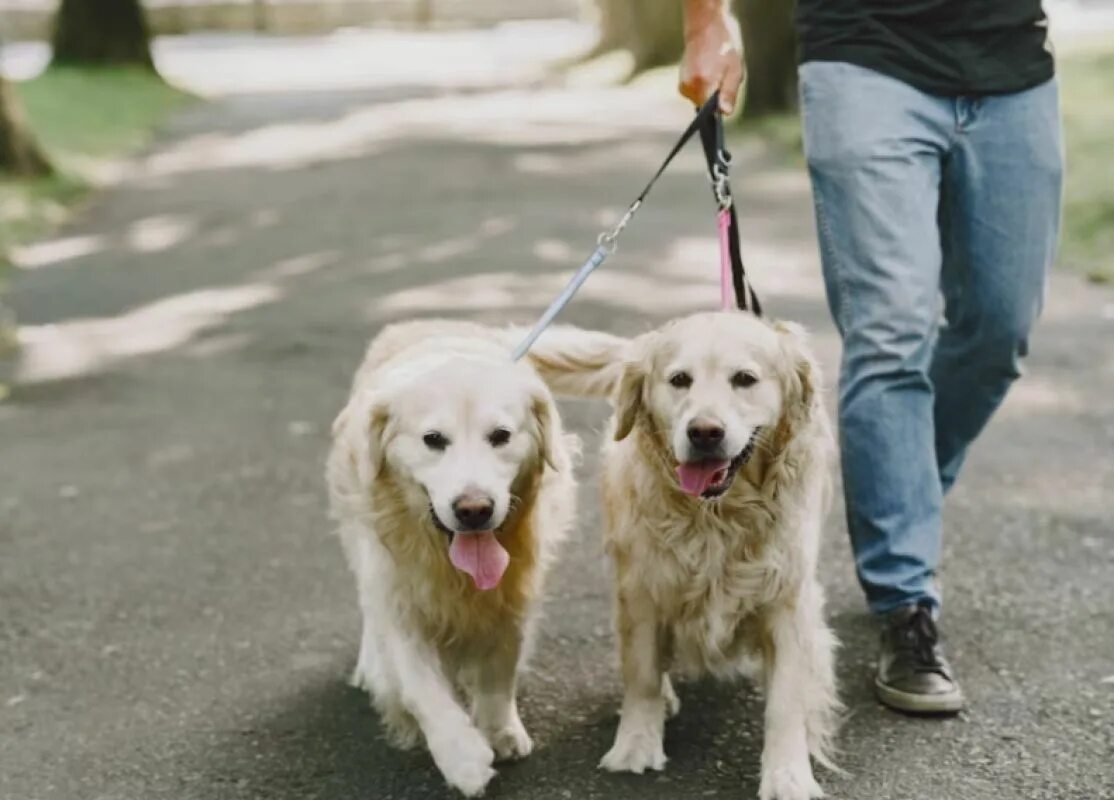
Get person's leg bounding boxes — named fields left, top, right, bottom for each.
left=933, top=82, right=1064, bottom=491
left=799, top=61, right=953, bottom=616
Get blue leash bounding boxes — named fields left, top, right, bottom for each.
left=510, top=236, right=616, bottom=361
left=511, top=92, right=755, bottom=361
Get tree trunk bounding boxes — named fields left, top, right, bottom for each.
left=590, top=0, right=636, bottom=58
left=735, top=0, right=797, bottom=118
left=627, top=0, right=684, bottom=73
left=51, top=0, right=156, bottom=70
left=589, top=0, right=683, bottom=75
left=415, top=0, right=435, bottom=27
left=0, top=75, right=52, bottom=178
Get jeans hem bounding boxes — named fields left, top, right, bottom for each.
left=867, top=592, right=940, bottom=617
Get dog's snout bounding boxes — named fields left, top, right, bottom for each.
left=452, top=493, right=495, bottom=530
left=687, top=418, right=725, bottom=451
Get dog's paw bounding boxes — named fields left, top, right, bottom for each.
left=599, top=729, right=667, bottom=774
left=486, top=718, right=534, bottom=762
left=757, top=765, right=824, bottom=800
left=444, top=760, right=497, bottom=798
left=431, top=729, right=497, bottom=797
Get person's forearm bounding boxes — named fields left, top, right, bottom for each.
left=683, top=0, right=731, bottom=40
left=679, top=0, right=744, bottom=113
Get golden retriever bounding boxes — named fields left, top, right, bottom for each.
left=529, top=311, right=840, bottom=800
left=327, top=320, right=576, bottom=797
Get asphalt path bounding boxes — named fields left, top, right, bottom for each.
left=2, top=27, right=1112, bottom=800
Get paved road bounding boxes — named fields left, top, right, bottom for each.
left=2, top=28, right=1112, bottom=800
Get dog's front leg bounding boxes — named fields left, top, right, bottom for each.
left=757, top=597, right=832, bottom=800
left=600, top=588, right=668, bottom=774
left=383, top=624, right=496, bottom=797
left=470, top=635, right=533, bottom=762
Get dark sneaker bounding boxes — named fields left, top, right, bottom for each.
left=875, top=603, right=965, bottom=714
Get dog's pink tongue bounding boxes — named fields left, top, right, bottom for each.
left=676, top=461, right=729, bottom=497
left=449, top=532, right=510, bottom=591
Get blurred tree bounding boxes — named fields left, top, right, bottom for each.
left=589, top=0, right=797, bottom=117
left=591, top=0, right=684, bottom=75
left=735, top=0, right=797, bottom=118
left=0, top=75, right=52, bottom=177
left=51, top=0, right=156, bottom=70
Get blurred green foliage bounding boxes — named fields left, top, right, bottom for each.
left=1059, top=45, right=1114, bottom=283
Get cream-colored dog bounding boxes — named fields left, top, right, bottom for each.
left=531, top=311, right=840, bottom=800
left=327, top=321, right=576, bottom=797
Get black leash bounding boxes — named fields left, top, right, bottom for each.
left=697, top=96, right=761, bottom=316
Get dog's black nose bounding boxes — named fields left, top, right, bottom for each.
left=687, top=419, right=725, bottom=451
left=452, top=494, right=495, bottom=530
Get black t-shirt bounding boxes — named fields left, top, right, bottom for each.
left=795, top=0, right=1055, bottom=96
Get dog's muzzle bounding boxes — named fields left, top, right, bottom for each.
left=676, top=429, right=760, bottom=499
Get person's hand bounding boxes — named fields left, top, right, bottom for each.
left=679, top=0, right=744, bottom=115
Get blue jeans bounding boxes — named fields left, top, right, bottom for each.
left=799, top=62, right=1063, bottom=616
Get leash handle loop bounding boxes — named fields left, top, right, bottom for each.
left=697, top=96, right=761, bottom=316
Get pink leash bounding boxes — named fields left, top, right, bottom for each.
left=717, top=208, right=734, bottom=311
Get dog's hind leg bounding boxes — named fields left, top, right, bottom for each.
left=350, top=612, right=377, bottom=691
left=469, top=633, right=533, bottom=762
left=347, top=532, right=384, bottom=693
left=351, top=602, right=423, bottom=750
left=662, top=673, right=681, bottom=719
left=377, top=695, right=422, bottom=751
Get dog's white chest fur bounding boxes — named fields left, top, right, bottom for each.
left=631, top=504, right=791, bottom=678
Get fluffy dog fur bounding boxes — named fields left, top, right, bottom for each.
left=327, top=320, right=576, bottom=797
left=530, top=311, right=841, bottom=800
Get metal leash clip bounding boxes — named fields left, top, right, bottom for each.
left=598, top=198, right=642, bottom=255
left=711, top=153, right=733, bottom=210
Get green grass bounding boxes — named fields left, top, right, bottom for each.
left=0, top=67, right=190, bottom=261
left=1059, top=44, right=1114, bottom=283
left=18, top=67, right=190, bottom=160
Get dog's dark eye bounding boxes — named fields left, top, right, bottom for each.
left=731, top=371, right=759, bottom=389
left=488, top=427, right=512, bottom=448
left=669, top=371, right=693, bottom=389
left=422, top=431, right=449, bottom=450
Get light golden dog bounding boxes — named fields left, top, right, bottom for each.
left=530, top=311, right=840, bottom=800
left=327, top=320, right=576, bottom=797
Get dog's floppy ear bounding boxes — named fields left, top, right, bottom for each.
left=335, top=391, right=391, bottom=486
left=529, top=391, right=563, bottom=472
left=612, top=360, right=646, bottom=442
left=774, top=321, right=818, bottom=431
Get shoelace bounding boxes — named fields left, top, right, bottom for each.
left=902, top=606, right=943, bottom=671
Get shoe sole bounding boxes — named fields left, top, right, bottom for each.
left=874, top=677, right=965, bottom=715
